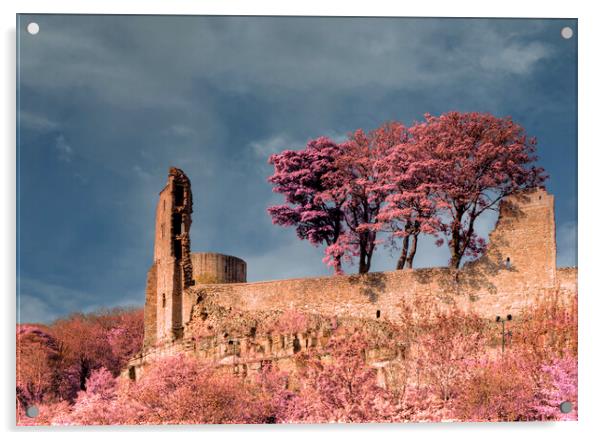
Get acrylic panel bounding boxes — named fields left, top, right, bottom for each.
left=16, top=14, right=578, bottom=425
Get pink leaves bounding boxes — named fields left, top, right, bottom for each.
left=268, top=112, right=547, bottom=272
left=16, top=297, right=577, bottom=425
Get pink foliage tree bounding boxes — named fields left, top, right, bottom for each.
left=327, top=123, right=406, bottom=273
left=16, top=325, right=62, bottom=407
left=268, top=137, right=347, bottom=273
left=268, top=113, right=546, bottom=272
left=50, top=307, right=144, bottom=399
left=374, top=122, right=440, bottom=269
left=408, top=111, right=547, bottom=268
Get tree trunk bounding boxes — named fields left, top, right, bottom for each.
left=333, top=254, right=342, bottom=275
left=396, top=234, right=410, bottom=270
left=449, top=214, right=463, bottom=269
left=449, top=250, right=461, bottom=269
left=359, top=246, right=368, bottom=274
left=406, top=234, right=419, bottom=269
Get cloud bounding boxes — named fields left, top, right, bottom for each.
left=249, top=130, right=350, bottom=161
left=18, top=294, right=57, bottom=324
left=132, top=164, right=152, bottom=180
left=249, top=134, right=303, bottom=160
left=55, top=134, right=73, bottom=162
left=163, top=124, right=198, bottom=138
left=18, top=277, right=92, bottom=323
left=19, top=16, right=555, bottom=112
left=20, top=111, right=59, bottom=132
left=480, top=42, right=551, bottom=74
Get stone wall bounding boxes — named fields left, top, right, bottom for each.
left=182, top=189, right=569, bottom=326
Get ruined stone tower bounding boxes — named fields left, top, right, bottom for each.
left=143, top=168, right=247, bottom=348
left=143, top=167, right=194, bottom=347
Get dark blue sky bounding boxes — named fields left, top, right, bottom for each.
left=17, top=15, right=577, bottom=323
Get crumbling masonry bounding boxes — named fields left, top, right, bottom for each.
left=126, top=168, right=577, bottom=381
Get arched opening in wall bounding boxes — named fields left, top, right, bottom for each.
left=128, top=367, right=136, bottom=381
left=162, top=294, right=166, bottom=308
left=376, top=310, right=381, bottom=319
left=505, top=257, right=511, bottom=269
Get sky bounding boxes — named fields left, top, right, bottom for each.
left=16, top=15, right=577, bottom=323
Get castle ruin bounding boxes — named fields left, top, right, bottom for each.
left=126, top=167, right=577, bottom=381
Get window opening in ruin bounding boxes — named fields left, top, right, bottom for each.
left=161, top=224, right=164, bottom=239
left=175, top=185, right=184, bottom=206
left=173, top=214, right=182, bottom=235
left=163, top=199, right=166, bottom=211
left=174, top=240, right=182, bottom=259
left=376, top=310, right=381, bottom=318
left=505, top=257, right=511, bottom=269
left=162, top=294, right=166, bottom=308
left=128, top=367, right=136, bottom=381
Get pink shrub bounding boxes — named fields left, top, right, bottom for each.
left=413, top=311, right=487, bottom=401
left=61, top=354, right=277, bottom=425
left=535, top=356, right=578, bottom=421
left=454, top=353, right=541, bottom=421
left=16, top=300, right=577, bottom=425
left=283, top=329, right=399, bottom=423
left=82, top=368, right=117, bottom=400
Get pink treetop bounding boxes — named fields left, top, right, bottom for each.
left=324, top=122, right=408, bottom=273
left=268, top=137, right=347, bottom=273
left=374, top=123, right=440, bottom=269
left=408, top=111, right=547, bottom=267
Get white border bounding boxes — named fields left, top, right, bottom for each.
left=2, top=1, right=601, bottom=439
